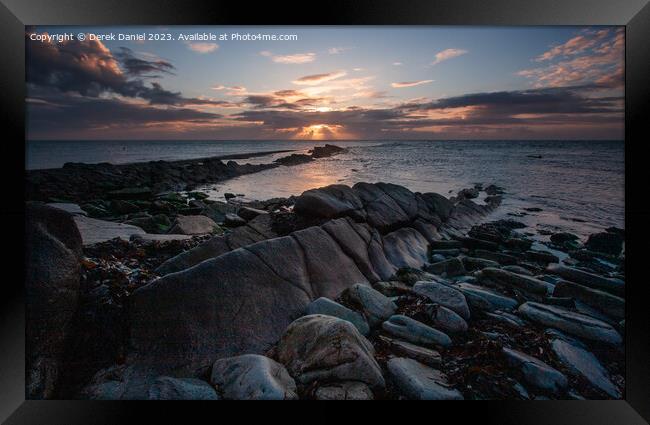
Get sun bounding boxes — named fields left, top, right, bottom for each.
left=295, top=124, right=343, bottom=140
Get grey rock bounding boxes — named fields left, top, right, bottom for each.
left=474, top=249, right=518, bottom=265
left=387, top=357, right=463, bottom=400
left=74, top=215, right=147, bottom=245
left=346, top=283, right=397, bottom=327
left=517, top=302, right=622, bottom=345
left=503, top=265, right=534, bottom=276
left=413, top=281, right=470, bottom=320
left=306, top=297, right=370, bottom=336
left=46, top=202, right=88, bottom=216
left=502, top=347, right=568, bottom=394
left=546, top=264, right=624, bottom=297
left=481, top=267, right=553, bottom=295
left=224, top=213, right=247, bottom=227
left=430, top=240, right=462, bottom=250
left=211, top=354, right=297, bottom=400
left=276, top=315, right=385, bottom=388
left=553, top=280, right=624, bottom=320
left=382, top=315, right=452, bottom=347
left=294, top=184, right=365, bottom=220
left=425, top=304, right=468, bottom=333
left=424, top=257, right=466, bottom=277
left=484, top=311, right=527, bottom=327
left=314, top=381, right=374, bottom=400
left=169, top=215, right=219, bottom=235
left=462, top=256, right=500, bottom=271
left=372, top=281, right=412, bottom=297
left=378, top=336, right=442, bottom=366
left=455, top=282, right=519, bottom=312
left=383, top=227, right=430, bottom=269
left=237, top=206, right=268, bottom=221
left=148, top=377, right=219, bottom=400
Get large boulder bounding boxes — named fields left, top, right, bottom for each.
left=305, top=297, right=370, bottom=336
left=412, top=281, right=470, bottom=320
left=387, top=357, right=463, bottom=400
left=276, top=315, right=385, bottom=389
left=26, top=204, right=83, bottom=399
left=211, top=354, right=297, bottom=400
left=294, top=184, right=365, bottom=220
left=517, top=302, right=622, bottom=345
left=345, top=283, right=396, bottom=327
left=585, top=231, right=624, bottom=256
left=382, top=227, right=429, bottom=269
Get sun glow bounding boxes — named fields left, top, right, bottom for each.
left=294, top=124, right=345, bottom=140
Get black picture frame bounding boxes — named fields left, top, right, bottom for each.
left=1, top=0, right=649, bottom=423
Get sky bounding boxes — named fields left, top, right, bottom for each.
left=25, top=26, right=624, bottom=140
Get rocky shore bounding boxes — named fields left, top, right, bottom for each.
left=25, top=152, right=625, bottom=400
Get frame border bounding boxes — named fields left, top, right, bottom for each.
left=1, top=0, right=649, bottom=423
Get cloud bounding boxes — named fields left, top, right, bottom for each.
left=392, top=62, right=403, bottom=66
left=535, top=30, right=609, bottom=61
left=260, top=51, right=316, bottom=64
left=186, top=42, right=219, bottom=54
left=292, top=71, right=347, bottom=85
left=114, top=47, right=174, bottom=77
left=431, top=48, right=468, bottom=66
left=328, top=47, right=351, bottom=55
left=391, top=80, right=433, bottom=88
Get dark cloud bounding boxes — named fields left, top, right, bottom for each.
left=114, top=47, right=175, bottom=77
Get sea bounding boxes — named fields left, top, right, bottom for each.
left=26, top=139, right=624, bottom=240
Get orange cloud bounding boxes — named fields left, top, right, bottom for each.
left=260, top=51, right=316, bottom=64
left=391, top=80, right=433, bottom=88
left=292, top=71, right=347, bottom=85
left=186, top=42, right=219, bottom=53
left=431, top=48, right=468, bottom=66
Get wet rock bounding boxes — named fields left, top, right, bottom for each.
left=387, top=358, right=463, bottom=400
left=420, top=192, right=454, bottom=221
left=310, top=144, right=347, bottom=158
left=224, top=192, right=236, bottom=200
left=275, top=153, right=313, bottom=166
left=148, top=377, right=219, bottom=400
left=378, top=336, right=441, bottom=366
left=425, top=304, right=468, bottom=333
left=585, top=231, right=624, bottom=256
left=550, top=232, right=579, bottom=245
left=294, top=184, right=365, bottom=220
left=276, top=315, right=385, bottom=389
left=383, top=228, right=430, bottom=269
left=455, top=282, right=519, bottom=312
left=517, top=302, right=622, bottom=345
left=430, top=248, right=461, bottom=257
left=372, top=281, right=412, bottom=297
left=424, top=257, right=466, bottom=277
left=394, top=267, right=438, bottom=286
left=502, top=348, right=567, bottom=394
left=545, top=264, right=624, bottom=296
left=549, top=334, right=620, bottom=398
left=473, top=249, right=518, bottom=265
left=224, top=213, right=247, bottom=227
left=169, top=215, right=219, bottom=235
left=237, top=206, right=268, bottom=221
left=305, top=297, right=370, bottom=336
left=26, top=204, right=82, bottom=399
left=107, top=187, right=152, bottom=200
left=382, top=315, right=452, bottom=347
left=413, top=281, right=470, bottom=320
left=543, top=296, right=576, bottom=308
left=554, top=280, right=624, bottom=320
left=484, top=311, right=527, bottom=327
left=525, top=250, right=560, bottom=264
left=481, top=267, right=553, bottom=295
left=431, top=253, right=446, bottom=263
left=211, top=354, right=297, bottom=400
left=458, top=236, right=499, bottom=251
left=314, top=381, right=373, bottom=400
left=458, top=188, right=479, bottom=199
left=461, top=256, right=500, bottom=271
left=484, top=184, right=505, bottom=195
left=430, top=240, right=463, bottom=250
left=346, top=283, right=397, bottom=327
left=502, top=265, right=534, bottom=276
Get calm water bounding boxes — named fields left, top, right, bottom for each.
left=26, top=140, right=624, bottom=239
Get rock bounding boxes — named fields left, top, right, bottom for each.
left=46, top=202, right=88, bottom=216
left=26, top=204, right=82, bottom=399
left=430, top=253, right=446, bottom=263
left=546, top=264, right=624, bottom=296
left=517, top=302, right=622, bottom=345
left=276, top=153, right=314, bottom=165
left=73, top=215, right=147, bottom=245
left=382, top=228, right=429, bottom=269
left=211, top=354, right=297, bottom=400
left=502, top=348, right=567, bottom=394
left=378, top=336, right=442, bottom=366
left=458, top=236, right=499, bottom=251
left=382, top=315, right=452, bottom=347
left=474, top=249, right=518, bottom=265
left=346, top=283, right=397, bottom=327
left=430, top=240, right=462, bottom=250
left=294, top=184, right=365, bottom=220
left=148, top=377, right=219, bottom=400
left=310, top=144, right=347, bottom=158
left=110, top=199, right=141, bottom=214
left=224, top=192, right=236, bottom=200
left=305, top=297, right=370, bottom=335
left=106, top=186, right=152, bottom=200
left=169, top=215, right=219, bottom=235
left=276, top=315, right=385, bottom=388
left=224, top=213, right=247, bottom=227
left=484, top=311, right=527, bottom=327
left=549, top=334, right=620, bottom=398
left=387, top=358, right=463, bottom=400
left=585, top=231, right=624, bottom=256
left=352, top=182, right=416, bottom=231
left=237, top=206, right=268, bottom=221
left=553, top=280, right=624, bottom=320
left=314, top=382, right=373, bottom=400
left=420, top=192, right=454, bottom=221
left=461, top=256, right=500, bottom=271
left=458, top=188, right=479, bottom=199
left=394, top=267, right=438, bottom=286
left=425, top=304, right=468, bottom=333
left=424, top=257, right=466, bottom=277
left=550, top=232, right=579, bottom=245
left=502, top=265, right=534, bottom=276
left=372, top=281, right=412, bottom=297
left=481, top=267, right=553, bottom=295
left=525, top=250, right=560, bottom=264
left=412, top=281, right=470, bottom=320
left=454, top=282, right=519, bottom=312
left=125, top=213, right=172, bottom=234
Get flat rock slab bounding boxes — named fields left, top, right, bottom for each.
left=74, top=215, right=190, bottom=246
left=502, top=347, right=568, bottom=394
left=517, top=302, right=622, bottom=345
left=425, top=304, right=468, bottom=333
left=455, top=282, right=519, bottom=312
left=306, top=297, right=370, bottom=336
left=378, top=336, right=441, bottom=366
left=46, top=202, right=87, bottom=216
left=546, top=264, right=624, bottom=297
left=382, top=315, right=451, bottom=347
left=169, top=215, right=219, bottom=235
left=481, top=267, right=553, bottom=295
left=314, top=381, right=374, bottom=400
left=211, top=354, right=297, bottom=400
left=413, top=281, right=470, bottom=320
left=148, top=377, right=219, bottom=400
left=387, top=357, right=463, bottom=400
left=553, top=280, right=624, bottom=321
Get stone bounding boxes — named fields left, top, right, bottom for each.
left=314, top=382, right=373, bottom=400
left=481, top=267, right=553, bottom=295
left=305, top=297, right=370, bottom=336
left=168, top=215, right=219, bottom=235
left=387, top=358, right=463, bottom=400
left=294, top=184, right=365, bottom=220
left=525, top=250, right=560, bottom=264
left=517, top=302, right=622, bottom=345
left=430, top=240, right=462, bottom=250
left=224, top=213, right=247, bottom=227
left=474, top=249, right=518, bottom=265
left=73, top=215, right=147, bottom=245
left=310, top=144, right=347, bottom=158
left=461, top=256, right=500, bottom=271
left=382, top=315, right=452, bottom=347
left=424, top=257, right=466, bottom=277
left=106, top=186, right=152, bottom=200
left=454, top=282, right=519, bottom=312
left=484, top=311, right=527, bottom=327
left=276, top=315, right=385, bottom=389
left=378, top=336, right=442, bottom=366
left=550, top=335, right=621, bottom=398
left=553, top=280, right=624, bottom=320
left=346, top=283, right=397, bottom=327
left=46, top=202, right=88, bottom=216
left=147, top=377, right=219, bottom=400
left=545, top=264, right=624, bottom=297
left=425, top=304, right=468, bottom=333
left=585, top=231, right=624, bottom=256
left=211, top=354, right=297, bottom=400
left=237, top=206, right=268, bottom=221
left=502, top=347, right=568, bottom=394
left=412, top=281, right=470, bottom=320
left=382, top=227, right=429, bottom=269
left=26, top=204, right=82, bottom=399
left=550, top=232, right=579, bottom=245
left=502, top=265, right=534, bottom=276
left=372, top=281, right=412, bottom=297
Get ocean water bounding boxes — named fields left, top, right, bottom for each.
left=26, top=139, right=624, bottom=240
